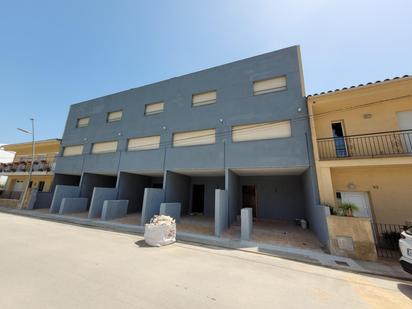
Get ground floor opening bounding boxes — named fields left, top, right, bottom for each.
left=164, top=170, right=225, bottom=235
left=113, top=171, right=164, bottom=225
left=224, top=168, right=324, bottom=250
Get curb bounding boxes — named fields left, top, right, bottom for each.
left=0, top=207, right=410, bottom=282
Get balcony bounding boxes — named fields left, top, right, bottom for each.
left=0, top=154, right=56, bottom=174
left=317, top=129, right=412, bottom=160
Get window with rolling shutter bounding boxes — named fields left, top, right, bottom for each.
left=173, top=129, right=216, bottom=147
left=107, top=110, right=123, bottom=122
left=76, top=117, right=90, bottom=128
left=63, top=145, right=84, bottom=156
left=253, top=76, right=287, bottom=95
left=128, top=136, right=160, bottom=151
left=192, top=91, right=217, bottom=107
left=232, top=121, right=291, bottom=142
left=91, top=141, right=118, bottom=154
left=145, top=102, right=164, bottom=115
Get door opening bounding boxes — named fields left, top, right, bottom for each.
left=339, top=191, right=372, bottom=219
left=331, top=121, right=348, bottom=157
left=192, top=184, right=205, bottom=214
left=242, top=185, right=257, bottom=217
left=38, top=181, right=45, bottom=192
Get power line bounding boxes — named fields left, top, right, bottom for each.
left=124, top=93, right=412, bottom=150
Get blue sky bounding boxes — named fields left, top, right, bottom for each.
left=0, top=0, right=411, bottom=144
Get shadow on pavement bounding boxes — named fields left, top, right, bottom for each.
left=135, top=240, right=151, bottom=248
left=398, top=283, right=412, bottom=300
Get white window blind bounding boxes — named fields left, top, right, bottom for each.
left=145, top=102, right=164, bottom=115
left=63, top=145, right=84, bottom=156
left=128, top=135, right=160, bottom=151
left=107, top=110, right=123, bottom=122
left=232, top=121, right=291, bottom=142
left=192, top=91, right=217, bottom=107
left=77, top=117, right=90, bottom=128
left=91, top=141, right=118, bottom=154
left=173, top=129, right=216, bottom=147
left=253, top=76, right=287, bottom=95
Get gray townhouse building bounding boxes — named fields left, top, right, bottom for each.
left=47, top=45, right=328, bottom=244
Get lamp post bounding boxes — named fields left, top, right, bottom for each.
left=17, top=118, right=35, bottom=209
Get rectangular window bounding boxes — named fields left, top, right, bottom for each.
left=173, top=129, right=216, bottom=147
left=232, top=120, right=291, bottom=142
left=128, top=135, right=160, bottom=151
left=107, top=110, right=123, bottom=122
left=253, top=76, right=286, bottom=95
left=145, top=102, right=164, bottom=115
left=91, top=141, right=118, bottom=154
left=192, top=90, right=217, bottom=107
left=77, top=117, right=90, bottom=128
left=63, top=145, right=84, bottom=156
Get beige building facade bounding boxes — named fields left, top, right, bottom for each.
left=308, top=75, right=412, bottom=225
left=0, top=139, right=61, bottom=197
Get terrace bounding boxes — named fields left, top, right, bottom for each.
left=0, top=153, right=57, bottom=174
left=317, top=129, right=412, bottom=160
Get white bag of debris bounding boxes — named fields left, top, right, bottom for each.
left=144, top=215, right=176, bottom=247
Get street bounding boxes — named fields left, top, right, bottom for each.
left=0, top=212, right=411, bottom=309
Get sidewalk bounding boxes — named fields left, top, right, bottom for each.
left=0, top=206, right=410, bottom=281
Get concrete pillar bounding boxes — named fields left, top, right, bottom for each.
left=159, top=203, right=181, bottom=222
left=141, top=188, right=165, bottom=225
left=49, top=185, right=80, bottom=213
left=59, top=198, right=88, bottom=214
left=214, top=189, right=228, bottom=237
left=318, top=167, right=335, bottom=206
left=101, top=200, right=129, bottom=221
left=88, top=187, right=118, bottom=218
left=225, top=169, right=239, bottom=225
left=164, top=171, right=190, bottom=214
left=241, top=208, right=253, bottom=241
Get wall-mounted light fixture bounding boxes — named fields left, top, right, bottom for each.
left=347, top=182, right=356, bottom=190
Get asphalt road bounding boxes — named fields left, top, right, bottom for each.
left=0, top=212, right=411, bottom=309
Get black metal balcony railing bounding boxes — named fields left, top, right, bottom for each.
left=317, top=129, right=412, bottom=160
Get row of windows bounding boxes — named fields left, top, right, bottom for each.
left=75, top=76, right=287, bottom=128
left=63, top=120, right=291, bottom=157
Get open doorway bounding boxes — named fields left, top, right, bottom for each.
left=191, top=184, right=205, bottom=214
left=331, top=121, right=347, bottom=157
left=242, top=185, right=257, bottom=217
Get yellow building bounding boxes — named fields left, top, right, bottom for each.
left=0, top=139, right=61, bottom=198
left=308, top=75, right=412, bottom=225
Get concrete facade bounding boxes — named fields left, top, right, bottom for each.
left=159, top=203, right=181, bottom=222
left=88, top=187, right=118, bottom=218
left=59, top=197, right=88, bottom=214
left=49, top=185, right=80, bottom=213
left=141, top=188, right=164, bottom=225
left=50, top=46, right=325, bottom=243
left=101, top=200, right=129, bottom=221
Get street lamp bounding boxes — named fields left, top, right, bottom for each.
left=17, top=118, right=35, bottom=209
